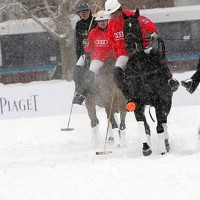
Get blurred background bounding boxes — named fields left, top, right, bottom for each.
left=0, top=0, right=199, bottom=84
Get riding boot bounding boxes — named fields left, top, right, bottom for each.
left=73, top=65, right=87, bottom=105
left=181, top=78, right=199, bottom=94
left=161, top=63, right=180, bottom=92
left=191, top=68, right=200, bottom=83
left=113, top=67, right=130, bottom=100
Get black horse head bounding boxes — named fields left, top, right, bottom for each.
left=123, top=8, right=144, bottom=55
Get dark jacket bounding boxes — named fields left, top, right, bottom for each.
left=75, top=14, right=97, bottom=60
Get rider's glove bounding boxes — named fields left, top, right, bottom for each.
left=83, top=39, right=89, bottom=46
left=150, top=32, right=158, bottom=41
left=168, top=78, right=180, bottom=92
left=181, top=79, right=199, bottom=94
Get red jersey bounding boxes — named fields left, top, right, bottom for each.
left=84, top=26, right=112, bottom=62
left=108, top=10, right=158, bottom=59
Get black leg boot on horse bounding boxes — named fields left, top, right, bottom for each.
left=73, top=66, right=95, bottom=105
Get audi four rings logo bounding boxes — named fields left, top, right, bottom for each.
left=114, top=31, right=124, bottom=39
left=95, top=40, right=108, bottom=45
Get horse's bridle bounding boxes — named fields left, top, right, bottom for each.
left=124, top=18, right=144, bottom=55
left=125, top=32, right=143, bottom=55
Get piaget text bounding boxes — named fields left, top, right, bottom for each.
left=0, top=95, right=39, bottom=114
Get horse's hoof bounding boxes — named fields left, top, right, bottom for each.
left=143, top=148, right=152, bottom=156
left=161, top=152, right=165, bottom=155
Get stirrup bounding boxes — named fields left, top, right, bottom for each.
left=168, top=78, right=180, bottom=92
left=72, top=93, right=86, bottom=105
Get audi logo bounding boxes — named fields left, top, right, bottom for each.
left=114, top=31, right=124, bottom=39
left=95, top=40, right=108, bottom=45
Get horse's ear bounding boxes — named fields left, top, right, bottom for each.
left=122, top=12, right=128, bottom=20
left=135, top=8, right=140, bottom=17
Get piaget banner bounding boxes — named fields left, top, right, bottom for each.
left=0, top=94, right=39, bottom=114
left=0, top=80, right=74, bottom=119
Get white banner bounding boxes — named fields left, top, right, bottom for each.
left=0, top=80, right=84, bottom=119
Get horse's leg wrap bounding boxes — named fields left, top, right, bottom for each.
left=112, top=128, right=121, bottom=148
left=157, top=124, right=167, bottom=155
left=138, top=121, right=149, bottom=145
left=91, top=124, right=100, bottom=147
left=113, top=67, right=129, bottom=100
left=158, top=132, right=167, bottom=155
left=119, top=112, right=126, bottom=147
left=137, top=121, right=152, bottom=156
left=144, top=121, right=151, bottom=146
left=120, top=129, right=126, bottom=147
left=107, top=122, right=114, bottom=144
left=162, top=123, right=170, bottom=152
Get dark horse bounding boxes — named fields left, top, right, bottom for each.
left=84, top=59, right=127, bottom=148
left=123, top=9, right=173, bottom=155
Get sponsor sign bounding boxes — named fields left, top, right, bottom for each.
left=0, top=80, right=73, bottom=119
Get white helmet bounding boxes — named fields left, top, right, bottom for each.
left=105, top=0, right=121, bottom=14
left=95, top=10, right=110, bottom=21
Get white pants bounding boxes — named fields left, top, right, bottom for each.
left=76, top=55, right=104, bottom=76
left=115, top=55, right=129, bottom=70
left=89, top=60, right=104, bottom=75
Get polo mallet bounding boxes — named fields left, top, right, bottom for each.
left=61, top=95, right=74, bottom=131
left=96, top=86, right=116, bottom=155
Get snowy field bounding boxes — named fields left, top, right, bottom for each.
left=0, top=71, right=200, bottom=200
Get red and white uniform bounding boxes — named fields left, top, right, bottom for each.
left=108, top=10, right=158, bottom=59
left=84, top=26, right=112, bottom=62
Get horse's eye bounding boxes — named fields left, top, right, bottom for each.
left=128, top=22, right=132, bottom=28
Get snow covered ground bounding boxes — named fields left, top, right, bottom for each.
left=0, top=71, right=200, bottom=200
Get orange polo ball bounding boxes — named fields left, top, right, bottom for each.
left=126, top=102, right=136, bottom=112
